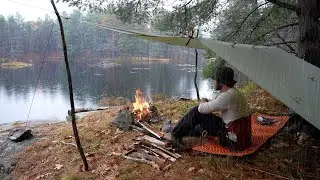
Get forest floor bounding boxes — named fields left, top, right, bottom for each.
left=6, top=84, right=320, bottom=180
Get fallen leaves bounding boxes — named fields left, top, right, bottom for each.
left=85, top=152, right=97, bottom=161
left=64, top=135, right=74, bottom=139
left=151, top=161, right=160, bottom=170
left=198, top=168, right=205, bottom=174
left=54, top=164, right=63, bottom=170
left=188, top=167, right=196, bottom=172
left=34, top=173, right=52, bottom=180
left=115, top=128, right=124, bottom=134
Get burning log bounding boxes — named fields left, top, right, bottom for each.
left=131, top=88, right=162, bottom=122
left=132, top=89, right=150, bottom=121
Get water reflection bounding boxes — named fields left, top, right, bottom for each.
left=0, top=61, right=212, bottom=123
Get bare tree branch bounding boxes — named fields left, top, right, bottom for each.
left=226, top=1, right=269, bottom=41
left=264, top=41, right=297, bottom=46
left=266, top=0, right=300, bottom=13
left=246, top=8, right=274, bottom=43
left=276, top=33, right=297, bottom=55
left=184, top=0, right=193, bottom=7
left=253, top=22, right=299, bottom=43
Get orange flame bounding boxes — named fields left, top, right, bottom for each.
left=132, top=89, right=149, bottom=121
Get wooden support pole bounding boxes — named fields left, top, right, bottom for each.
left=51, top=0, right=89, bottom=171
left=194, top=28, right=200, bottom=101
left=194, top=48, right=200, bottom=101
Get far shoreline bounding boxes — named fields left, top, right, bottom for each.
left=0, top=59, right=33, bottom=69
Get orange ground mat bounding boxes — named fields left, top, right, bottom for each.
left=192, top=113, right=289, bottom=157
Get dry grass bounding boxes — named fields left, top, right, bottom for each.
left=11, top=88, right=319, bottom=180
left=0, top=57, right=8, bottom=63
left=99, top=97, right=131, bottom=107
left=242, top=84, right=289, bottom=116
left=154, top=99, right=198, bottom=123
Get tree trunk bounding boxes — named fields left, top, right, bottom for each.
left=298, top=0, right=320, bottom=68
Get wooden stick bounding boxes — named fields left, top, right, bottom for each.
left=194, top=48, right=200, bottom=101
left=132, top=151, right=165, bottom=164
left=131, top=125, right=144, bottom=132
left=142, top=149, right=159, bottom=157
left=163, top=164, right=171, bottom=171
left=122, top=154, right=160, bottom=170
left=60, top=141, right=77, bottom=148
left=51, top=0, right=88, bottom=171
left=123, top=149, right=136, bottom=156
left=143, top=135, right=166, bottom=147
left=140, top=145, right=160, bottom=157
left=151, top=149, right=176, bottom=162
left=140, top=144, right=176, bottom=162
left=150, top=143, right=181, bottom=159
left=138, top=122, right=162, bottom=139
left=140, top=140, right=181, bottom=159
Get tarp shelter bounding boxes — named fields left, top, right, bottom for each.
left=95, top=24, right=320, bottom=130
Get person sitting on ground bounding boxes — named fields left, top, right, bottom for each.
left=171, top=66, right=252, bottom=151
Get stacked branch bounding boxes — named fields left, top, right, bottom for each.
left=122, top=134, right=181, bottom=170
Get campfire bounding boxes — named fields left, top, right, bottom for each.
left=132, top=89, right=160, bottom=122
left=110, top=89, right=181, bottom=170
left=132, top=89, right=150, bottom=121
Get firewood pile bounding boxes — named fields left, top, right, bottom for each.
left=122, top=134, right=181, bottom=170
left=121, top=117, right=181, bottom=170
left=113, top=104, right=179, bottom=170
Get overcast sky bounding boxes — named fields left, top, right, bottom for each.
left=0, top=0, right=178, bottom=21
left=1, top=0, right=211, bottom=37
left=1, top=0, right=75, bottom=21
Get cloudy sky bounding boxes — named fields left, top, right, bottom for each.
left=1, top=0, right=75, bottom=21
left=0, top=0, right=211, bottom=37
left=0, top=0, right=178, bottom=21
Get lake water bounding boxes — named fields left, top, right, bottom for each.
left=0, top=60, right=213, bottom=124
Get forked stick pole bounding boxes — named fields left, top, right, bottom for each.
left=51, top=0, right=89, bottom=171
left=194, top=28, right=200, bottom=101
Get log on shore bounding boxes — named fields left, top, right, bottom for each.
left=68, top=107, right=109, bottom=115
